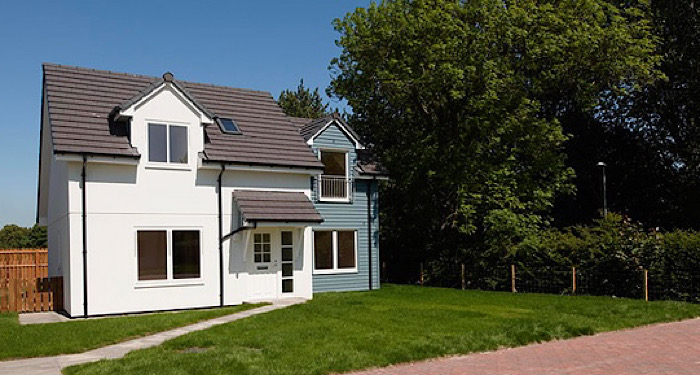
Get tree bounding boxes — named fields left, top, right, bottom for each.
left=328, top=0, right=660, bottom=280
left=0, top=224, right=47, bottom=249
left=277, top=79, right=330, bottom=119
left=553, top=0, right=700, bottom=230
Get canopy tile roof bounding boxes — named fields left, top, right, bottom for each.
left=232, top=190, right=323, bottom=223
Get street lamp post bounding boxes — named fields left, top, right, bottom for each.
left=597, top=162, right=607, bottom=217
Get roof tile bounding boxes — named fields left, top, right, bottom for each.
left=43, top=63, right=323, bottom=169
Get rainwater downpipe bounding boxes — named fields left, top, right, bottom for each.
left=366, top=179, right=373, bottom=291
left=217, top=164, right=224, bottom=307
left=81, top=154, right=88, bottom=317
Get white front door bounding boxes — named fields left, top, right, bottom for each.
left=247, top=232, right=279, bottom=300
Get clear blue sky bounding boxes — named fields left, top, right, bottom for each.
left=0, top=0, right=369, bottom=227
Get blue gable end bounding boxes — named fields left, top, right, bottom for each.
left=310, top=121, right=380, bottom=292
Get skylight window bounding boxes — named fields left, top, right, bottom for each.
left=217, top=118, right=241, bottom=134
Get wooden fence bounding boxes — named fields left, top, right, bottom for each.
left=0, top=277, right=63, bottom=312
left=0, top=249, right=63, bottom=312
left=0, top=248, right=48, bottom=280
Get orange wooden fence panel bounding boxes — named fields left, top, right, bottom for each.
left=0, top=277, right=63, bottom=313
left=0, top=249, right=49, bottom=281
left=0, top=249, right=62, bottom=312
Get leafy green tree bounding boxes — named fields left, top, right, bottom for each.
left=328, top=0, right=660, bottom=280
left=277, top=79, right=330, bottom=119
left=0, top=224, right=47, bottom=249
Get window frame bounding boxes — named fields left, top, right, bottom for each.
left=134, top=227, right=203, bottom=288
left=318, top=148, right=350, bottom=202
left=146, top=121, right=191, bottom=169
left=252, top=232, right=272, bottom=264
left=312, top=229, right=358, bottom=274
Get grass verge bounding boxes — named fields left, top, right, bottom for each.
left=0, top=303, right=262, bottom=361
left=64, top=285, right=700, bottom=375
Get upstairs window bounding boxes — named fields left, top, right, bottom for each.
left=148, top=123, right=188, bottom=164
left=319, top=150, right=349, bottom=201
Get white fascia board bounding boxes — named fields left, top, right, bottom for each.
left=307, top=119, right=365, bottom=150
left=55, top=153, right=140, bottom=165
left=118, top=82, right=214, bottom=125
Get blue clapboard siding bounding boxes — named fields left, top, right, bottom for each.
left=310, top=122, right=380, bottom=292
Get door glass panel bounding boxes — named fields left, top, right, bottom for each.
left=321, top=151, right=346, bottom=175
left=282, top=247, right=293, bottom=262
left=137, top=230, right=167, bottom=280
left=282, top=263, right=293, bottom=277
left=282, top=231, right=293, bottom=246
left=282, top=279, right=293, bottom=293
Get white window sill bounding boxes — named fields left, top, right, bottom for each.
left=134, top=280, right=204, bottom=289
left=145, top=163, right=192, bottom=171
left=313, top=268, right=358, bottom=275
left=318, top=198, right=351, bottom=203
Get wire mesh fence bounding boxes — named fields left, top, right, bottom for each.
left=413, top=261, right=699, bottom=303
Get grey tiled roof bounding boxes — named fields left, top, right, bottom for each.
left=287, top=116, right=313, bottom=128
left=233, top=190, right=323, bottom=223
left=355, top=149, right=389, bottom=177
left=299, top=113, right=363, bottom=144
left=42, top=63, right=323, bottom=169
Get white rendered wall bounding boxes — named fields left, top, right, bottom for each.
left=59, top=86, right=314, bottom=316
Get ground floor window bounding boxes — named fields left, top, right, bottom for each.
left=253, top=233, right=271, bottom=263
left=313, top=230, right=357, bottom=273
left=137, top=229, right=201, bottom=281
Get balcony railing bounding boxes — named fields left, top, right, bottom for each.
left=319, top=175, right=349, bottom=200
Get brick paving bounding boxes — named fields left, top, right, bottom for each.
left=347, top=318, right=700, bottom=375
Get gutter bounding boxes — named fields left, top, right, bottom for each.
left=81, top=154, right=88, bottom=317
left=217, top=164, right=224, bottom=307
left=221, top=222, right=257, bottom=241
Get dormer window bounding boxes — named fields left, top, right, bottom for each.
left=217, top=117, right=241, bottom=134
left=319, top=150, right=349, bottom=201
left=148, top=123, right=188, bottom=164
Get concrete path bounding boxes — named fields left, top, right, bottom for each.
left=19, top=312, right=70, bottom=325
left=347, top=318, right=700, bottom=375
left=0, top=299, right=305, bottom=375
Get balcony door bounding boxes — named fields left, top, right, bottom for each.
left=320, top=150, right=349, bottom=201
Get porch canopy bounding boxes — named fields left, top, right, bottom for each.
left=232, top=190, right=323, bottom=224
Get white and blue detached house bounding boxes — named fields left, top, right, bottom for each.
left=36, top=64, right=388, bottom=317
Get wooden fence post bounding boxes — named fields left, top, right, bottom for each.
left=382, top=261, right=387, bottom=283
left=572, top=266, right=577, bottom=295
left=461, top=263, right=466, bottom=290
left=511, top=264, right=516, bottom=293
left=420, top=263, right=424, bottom=286
left=643, top=269, right=649, bottom=302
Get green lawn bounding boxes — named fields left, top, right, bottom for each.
left=64, top=285, right=700, bottom=375
left=0, top=304, right=262, bottom=361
